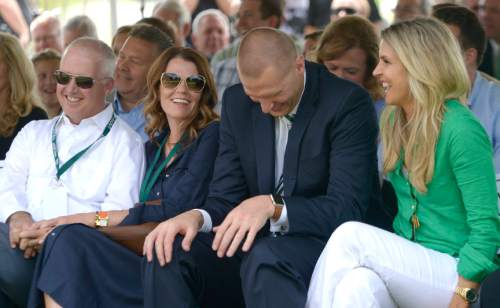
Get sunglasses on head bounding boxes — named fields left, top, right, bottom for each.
left=160, top=72, right=206, bottom=93
left=53, top=70, right=101, bottom=89
left=332, top=7, right=357, bottom=15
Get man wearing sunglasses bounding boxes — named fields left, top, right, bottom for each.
left=113, top=25, right=173, bottom=141
left=142, top=27, right=380, bottom=308
left=0, top=37, right=145, bottom=308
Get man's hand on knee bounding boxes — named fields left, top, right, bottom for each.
left=143, top=210, right=203, bottom=266
left=7, top=211, right=34, bottom=249
left=212, top=195, right=274, bottom=258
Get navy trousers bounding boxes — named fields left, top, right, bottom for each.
left=142, top=232, right=326, bottom=308
left=481, top=269, right=500, bottom=308
left=0, top=223, right=36, bottom=308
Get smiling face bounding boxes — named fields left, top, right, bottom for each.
left=115, top=36, right=159, bottom=101
left=160, top=57, right=202, bottom=124
left=373, top=41, right=413, bottom=112
left=323, top=47, right=368, bottom=87
left=57, top=47, right=113, bottom=124
left=34, top=59, right=60, bottom=113
left=240, top=58, right=305, bottom=117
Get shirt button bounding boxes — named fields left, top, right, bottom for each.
left=165, top=174, right=170, bottom=178
left=156, top=192, right=160, bottom=196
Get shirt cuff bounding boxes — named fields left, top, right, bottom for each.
left=194, top=209, right=212, bottom=233
left=270, top=204, right=289, bottom=233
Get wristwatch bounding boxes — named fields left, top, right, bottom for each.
left=455, top=286, right=478, bottom=303
left=269, top=194, right=284, bottom=220
left=95, top=211, right=109, bottom=228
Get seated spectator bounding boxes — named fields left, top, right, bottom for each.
left=211, top=0, right=284, bottom=113
left=307, top=18, right=500, bottom=308
left=315, top=16, right=383, bottom=117
left=303, top=29, right=322, bottom=61
left=393, top=0, right=429, bottom=23
left=0, top=33, right=46, bottom=160
left=0, top=37, right=144, bottom=308
left=331, top=0, right=371, bottom=20
left=27, top=47, right=220, bottom=308
left=62, top=15, right=97, bottom=48
left=191, top=9, right=230, bottom=61
left=31, top=49, right=62, bottom=118
left=30, top=11, right=63, bottom=53
left=136, top=16, right=177, bottom=44
left=211, top=0, right=284, bottom=65
left=111, top=24, right=132, bottom=55
left=113, top=25, right=173, bottom=141
left=330, top=0, right=387, bottom=32
left=152, top=0, right=191, bottom=47
left=182, top=0, right=239, bottom=20
left=0, top=0, right=30, bottom=47
left=433, top=4, right=500, bottom=172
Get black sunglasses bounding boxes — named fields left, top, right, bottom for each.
left=54, top=70, right=106, bottom=89
left=160, top=72, right=206, bottom=93
left=332, top=7, right=357, bottom=16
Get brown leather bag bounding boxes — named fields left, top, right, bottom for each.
left=98, top=222, right=159, bottom=256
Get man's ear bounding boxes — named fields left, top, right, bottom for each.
left=295, top=55, right=305, bottom=73
left=182, top=22, right=191, bottom=39
left=104, top=78, right=114, bottom=95
left=464, top=47, right=478, bottom=68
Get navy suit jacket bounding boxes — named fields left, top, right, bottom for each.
left=122, top=122, right=220, bottom=225
left=203, top=61, right=381, bottom=239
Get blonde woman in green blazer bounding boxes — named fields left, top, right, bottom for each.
left=306, top=18, right=500, bottom=308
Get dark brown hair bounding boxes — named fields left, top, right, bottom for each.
left=144, top=47, right=219, bottom=141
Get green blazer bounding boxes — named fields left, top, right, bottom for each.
left=389, top=99, right=500, bottom=282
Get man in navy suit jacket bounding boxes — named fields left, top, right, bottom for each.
left=142, top=27, right=381, bottom=308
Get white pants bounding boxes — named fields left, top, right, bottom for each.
left=306, top=222, right=459, bottom=308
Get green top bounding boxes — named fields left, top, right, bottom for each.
left=388, top=99, right=500, bottom=282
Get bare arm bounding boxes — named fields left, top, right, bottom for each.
left=0, top=0, right=29, bottom=47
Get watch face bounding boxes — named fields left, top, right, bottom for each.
left=465, top=289, right=478, bottom=303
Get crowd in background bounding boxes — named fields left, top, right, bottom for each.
left=1, top=0, right=500, bottom=307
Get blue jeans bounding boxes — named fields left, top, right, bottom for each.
left=0, top=223, right=36, bottom=307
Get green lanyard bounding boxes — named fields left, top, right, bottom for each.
left=139, top=135, right=180, bottom=202
left=51, top=113, right=116, bottom=180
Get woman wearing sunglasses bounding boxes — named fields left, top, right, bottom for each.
left=0, top=33, right=47, bottom=160
left=27, top=47, right=220, bottom=308
left=307, top=18, right=500, bottom=308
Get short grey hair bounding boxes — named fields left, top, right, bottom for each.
left=192, top=8, right=229, bottom=35
left=64, top=37, right=115, bottom=78
left=63, top=15, right=97, bottom=38
left=30, top=11, right=61, bottom=33
left=152, top=0, right=191, bottom=28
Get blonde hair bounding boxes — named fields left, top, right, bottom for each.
left=380, top=18, right=470, bottom=193
left=144, top=47, right=219, bottom=142
left=0, top=33, right=40, bottom=137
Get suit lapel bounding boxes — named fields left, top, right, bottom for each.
left=283, top=63, right=319, bottom=196
left=252, top=106, right=275, bottom=193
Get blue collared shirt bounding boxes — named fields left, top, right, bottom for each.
left=112, top=94, right=148, bottom=142
left=469, top=71, right=500, bottom=173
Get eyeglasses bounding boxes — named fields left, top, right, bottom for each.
left=331, top=7, right=357, bottom=16
left=160, top=72, right=206, bottom=92
left=53, top=70, right=105, bottom=89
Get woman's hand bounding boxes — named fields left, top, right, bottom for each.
left=448, top=276, right=479, bottom=308
left=448, top=293, right=470, bottom=308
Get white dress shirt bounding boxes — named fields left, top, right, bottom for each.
left=198, top=72, right=306, bottom=233
left=0, top=104, right=145, bottom=222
